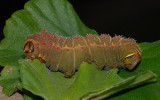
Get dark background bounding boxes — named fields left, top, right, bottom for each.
left=0, top=0, right=160, bottom=43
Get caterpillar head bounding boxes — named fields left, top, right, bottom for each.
left=23, top=39, right=38, bottom=58
left=23, top=39, right=34, bottom=53
left=123, top=49, right=141, bottom=70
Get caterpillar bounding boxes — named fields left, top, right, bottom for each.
left=23, top=30, right=141, bottom=77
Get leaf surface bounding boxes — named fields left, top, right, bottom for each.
left=19, top=59, right=157, bottom=100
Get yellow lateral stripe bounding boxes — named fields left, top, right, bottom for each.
left=125, top=53, right=135, bottom=58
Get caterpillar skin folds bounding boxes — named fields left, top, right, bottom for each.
left=23, top=30, right=141, bottom=77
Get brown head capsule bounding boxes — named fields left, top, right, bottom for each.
left=23, top=39, right=35, bottom=53
left=23, top=39, right=45, bottom=62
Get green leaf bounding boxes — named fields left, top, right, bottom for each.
left=0, top=0, right=97, bottom=96
left=0, top=50, right=24, bottom=67
left=0, top=66, right=21, bottom=96
left=109, top=41, right=160, bottom=100
left=19, top=59, right=156, bottom=100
